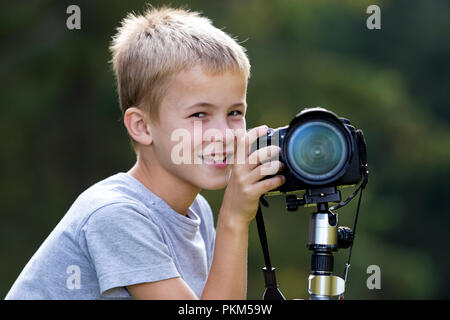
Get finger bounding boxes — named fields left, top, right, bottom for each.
left=231, top=127, right=246, bottom=166
left=235, top=125, right=269, bottom=165
left=248, top=145, right=281, bottom=169
left=248, top=160, right=285, bottom=183
left=254, top=174, right=286, bottom=195
left=245, top=125, right=270, bottom=155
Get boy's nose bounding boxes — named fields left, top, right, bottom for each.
left=203, top=123, right=237, bottom=154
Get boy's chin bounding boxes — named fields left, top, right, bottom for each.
left=199, top=180, right=228, bottom=191
left=196, top=175, right=229, bottom=190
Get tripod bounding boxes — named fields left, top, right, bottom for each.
left=286, top=187, right=354, bottom=300
left=257, top=186, right=355, bottom=300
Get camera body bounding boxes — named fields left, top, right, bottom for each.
left=252, top=107, right=365, bottom=195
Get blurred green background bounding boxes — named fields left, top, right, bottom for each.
left=1, top=0, right=449, bottom=299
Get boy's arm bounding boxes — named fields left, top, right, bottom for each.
left=127, top=126, right=285, bottom=299
left=126, top=277, right=198, bottom=299
left=199, top=210, right=250, bottom=299
left=202, top=125, right=285, bottom=299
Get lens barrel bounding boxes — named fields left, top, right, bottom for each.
left=287, top=120, right=348, bottom=183
left=283, top=108, right=353, bottom=186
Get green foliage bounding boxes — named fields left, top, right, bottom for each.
left=1, top=0, right=449, bottom=299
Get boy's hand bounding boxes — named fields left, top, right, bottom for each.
left=220, top=125, right=286, bottom=227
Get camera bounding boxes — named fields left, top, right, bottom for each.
left=252, top=107, right=369, bottom=300
left=251, top=107, right=366, bottom=195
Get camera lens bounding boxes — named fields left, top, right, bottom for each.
left=286, top=120, right=348, bottom=183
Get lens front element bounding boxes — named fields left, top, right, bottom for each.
left=286, top=120, right=348, bottom=183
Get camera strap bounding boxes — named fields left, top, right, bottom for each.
left=338, top=129, right=369, bottom=299
left=256, top=196, right=286, bottom=300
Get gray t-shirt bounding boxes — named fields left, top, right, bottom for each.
left=5, top=172, right=216, bottom=299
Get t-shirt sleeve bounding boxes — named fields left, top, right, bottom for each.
left=80, top=202, right=180, bottom=296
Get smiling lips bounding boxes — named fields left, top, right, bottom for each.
left=202, top=152, right=227, bottom=162
left=200, top=152, right=230, bottom=168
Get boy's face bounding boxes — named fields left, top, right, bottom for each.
left=148, top=64, right=247, bottom=190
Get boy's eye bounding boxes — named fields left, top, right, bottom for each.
left=190, top=111, right=243, bottom=118
left=229, top=110, right=243, bottom=117
left=190, top=112, right=206, bottom=118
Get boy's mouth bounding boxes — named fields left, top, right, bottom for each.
left=200, top=152, right=231, bottom=165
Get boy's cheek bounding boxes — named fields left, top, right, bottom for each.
left=177, top=123, right=248, bottom=160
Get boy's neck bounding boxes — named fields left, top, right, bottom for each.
left=127, top=158, right=200, bottom=216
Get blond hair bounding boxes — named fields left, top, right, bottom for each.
left=109, top=5, right=250, bottom=148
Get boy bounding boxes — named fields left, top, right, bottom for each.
left=5, top=6, right=285, bottom=300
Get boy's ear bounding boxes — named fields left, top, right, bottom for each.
left=123, top=107, right=153, bottom=146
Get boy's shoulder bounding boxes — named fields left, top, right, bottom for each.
left=68, top=172, right=214, bottom=231
left=71, top=172, right=148, bottom=212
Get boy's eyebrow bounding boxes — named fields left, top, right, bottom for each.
left=186, top=102, right=246, bottom=109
